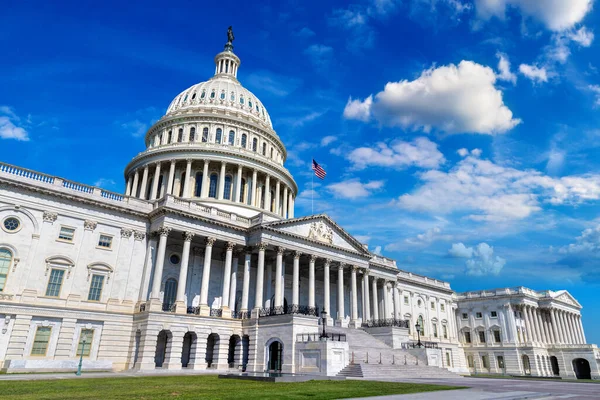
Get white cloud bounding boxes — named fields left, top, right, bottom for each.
left=0, top=107, right=30, bottom=141
left=118, top=107, right=160, bottom=138
left=405, top=226, right=447, bottom=246
left=295, top=27, right=316, bottom=38
left=278, top=111, right=325, bottom=128
left=568, top=26, right=594, bottom=47
left=519, top=64, right=549, bottom=83
left=457, top=148, right=469, bottom=157
left=343, top=96, right=372, bottom=121
left=372, top=245, right=383, bottom=255
left=304, top=44, right=333, bottom=67
left=496, top=52, right=517, bottom=84
left=320, top=135, right=338, bottom=147
left=94, top=178, right=116, bottom=187
left=397, top=154, right=600, bottom=222
left=589, top=85, right=600, bottom=106
left=448, top=242, right=474, bottom=258
left=559, top=225, right=600, bottom=255
left=327, top=179, right=384, bottom=199
left=245, top=71, right=301, bottom=97
left=474, top=0, right=593, bottom=31
left=344, top=61, right=521, bottom=135
left=347, top=137, right=445, bottom=170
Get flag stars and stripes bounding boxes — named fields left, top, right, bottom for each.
left=312, top=159, right=326, bottom=179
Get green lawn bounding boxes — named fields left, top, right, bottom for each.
left=0, top=375, right=465, bottom=400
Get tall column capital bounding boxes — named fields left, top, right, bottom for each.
left=256, top=242, right=267, bottom=251
left=309, top=254, right=317, bottom=263
left=363, top=268, right=370, bottom=276
left=324, top=258, right=332, bottom=267
left=276, top=246, right=285, bottom=255
left=351, top=265, right=359, bottom=272
left=205, top=237, right=216, bottom=247
left=294, top=251, right=302, bottom=259
left=158, top=227, right=171, bottom=237
left=225, top=241, right=235, bottom=251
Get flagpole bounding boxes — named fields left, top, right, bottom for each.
left=311, top=162, right=314, bottom=215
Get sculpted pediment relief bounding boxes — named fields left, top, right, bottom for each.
left=556, top=293, right=576, bottom=306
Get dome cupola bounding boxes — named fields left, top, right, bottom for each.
left=123, top=27, right=297, bottom=220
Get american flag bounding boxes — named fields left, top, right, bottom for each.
left=312, top=159, right=326, bottom=179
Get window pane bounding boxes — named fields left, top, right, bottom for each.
left=216, top=129, right=222, bottom=143
left=31, top=327, right=52, bottom=355
left=88, top=275, right=105, bottom=301
left=76, top=329, right=94, bottom=357
left=224, top=176, right=232, bottom=200
left=0, top=249, right=11, bottom=291
left=58, top=227, right=75, bottom=241
left=98, top=235, right=112, bottom=248
left=209, top=174, right=218, bottom=198
left=45, top=269, right=65, bottom=297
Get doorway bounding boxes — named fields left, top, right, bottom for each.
left=267, top=340, right=283, bottom=372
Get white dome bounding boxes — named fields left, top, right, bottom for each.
left=165, top=75, right=273, bottom=129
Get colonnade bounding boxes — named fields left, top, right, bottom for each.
left=125, top=160, right=295, bottom=218
left=514, top=304, right=586, bottom=345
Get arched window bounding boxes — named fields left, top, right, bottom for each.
left=240, top=178, right=246, bottom=203
left=241, top=133, right=247, bottom=148
left=202, top=127, right=209, bottom=142
left=249, top=100, right=253, bottom=108
left=167, top=130, right=172, bottom=143
left=230, top=92, right=235, bottom=101
left=163, top=278, right=177, bottom=310
left=210, top=90, right=215, bottom=99
left=240, top=96, right=244, bottom=105
left=228, top=130, right=235, bottom=145
left=417, top=315, right=425, bottom=335
left=201, top=91, right=206, bottom=99
left=209, top=174, right=218, bottom=198
left=183, top=94, right=188, bottom=102
left=220, top=91, right=225, bottom=100
left=179, top=172, right=186, bottom=197
left=194, top=173, right=202, bottom=197
left=260, top=186, right=265, bottom=209
left=224, top=176, right=232, bottom=200
left=270, top=148, right=274, bottom=159
left=189, top=127, right=196, bottom=142
left=177, top=129, right=183, bottom=143
left=0, top=248, right=12, bottom=292
left=262, top=143, right=267, bottom=156
left=215, top=128, right=222, bottom=144
left=252, top=138, right=258, bottom=152
left=191, top=92, right=197, bottom=100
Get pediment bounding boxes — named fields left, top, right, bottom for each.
left=262, top=214, right=371, bottom=256
left=552, top=290, right=581, bottom=308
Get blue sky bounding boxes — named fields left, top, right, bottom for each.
left=2, top=0, right=600, bottom=342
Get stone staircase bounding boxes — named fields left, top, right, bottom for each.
left=329, top=326, right=463, bottom=379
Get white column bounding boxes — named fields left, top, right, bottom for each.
left=533, top=307, right=543, bottom=343
left=201, top=160, right=210, bottom=198
left=264, top=175, right=271, bottom=212
left=563, top=312, right=574, bottom=343
left=150, top=162, right=162, bottom=200
left=265, top=262, right=273, bottom=306
left=221, top=242, right=234, bottom=311
left=251, top=169, right=257, bottom=207
left=275, top=179, right=280, bottom=215
left=568, top=313, right=577, bottom=344
left=393, top=283, right=400, bottom=320
left=218, top=161, right=226, bottom=200
left=253, top=243, right=266, bottom=311
left=282, top=186, right=288, bottom=218
left=551, top=309, right=561, bottom=343
left=363, top=270, right=371, bottom=321
left=557, top=310, right=567, bottom=344
left=554, top=309, right=564, bottom=343
left=523, top=306, right=532, bottom=342
left=241, top=248, right=251, bottom=313
left=382, top=282, right=390, bottom=320
left=288, top=192, right=294, bottom=218
left=292, top=251, right=301, bottom=306
left=371, top=277, right=379, bottom=321
left=235, top=165, right=242, bottom=203
left=150, top=227, right=170, bottom=299
left=199, top=237, right=216, bottom=316
left=350, top=266, right=358, bottom=323
left=308, top=255, right=316, bottom=309
left=125, top=175, right=132, bottom=196
left=337, top=264, right=345, bottom=322
left=274, top=247, right=284, bottom=309
left=175, top=231, right=194, bottom=313
left=181, top=159, right=192, bottom=198
left=166, top=161, right=176, bottom=195
left=229, top=253, right=239, bottom=313
left=139, top=165, right=149, bottom=199
left=131, top=170, right=140, bottom=197
left=577, top=315, right=586, bottom=344
left=323, top=259, right=331, bottom=316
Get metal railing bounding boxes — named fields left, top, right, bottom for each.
left=296, top=333, right=347, bottom=342
left=401, top=341, right=439, bottom=349
left=231, top=310, right=251, bottom=319
left=362, top=319, right=410, bottom=328
left=162, top=303, right=176, bottom=312
left=210, top=308, right=223, bottom=317
left=259, top=305, right=318, bottom=317
left=138, top=303, right=147, bottom=312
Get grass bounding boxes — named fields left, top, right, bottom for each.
left=0, top=375, right=466, bottom=400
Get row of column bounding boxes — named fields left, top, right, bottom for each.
left=517, top=304, right=586, bottom=345
left=125, top=160, right=295, bottom=218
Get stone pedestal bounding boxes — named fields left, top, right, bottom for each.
left=295, top=340, right=349, bottom=376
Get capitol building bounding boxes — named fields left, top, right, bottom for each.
left=0, top=31, right=598, bottom=380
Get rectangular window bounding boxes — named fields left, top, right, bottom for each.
left=31, top=326, right=52, bottom=355
left=464, top=331, right=471, bottom=343
left=479, top=331, right=486, bottom=343
left=467, top=355, right=474, bottom=368
left=88, top=275, right=105, bottom=301
left=497, top=355, right=505, bottom=369
left=476, top=312, right=483, bottom=319
left=45, top=269, right=65, bottom=297
left=443, top=325, right=448, bottom=339
left=433, top=324, right=438, bottom=338
left=441, top=304, right=445, bottom=312
left=482, top=355, right=489, bottom=369
left=514, top=310, right=518, bottom=318
left=97, top=234, right=112, bottom=249
left=76, top=329, right=94, bottom=357
left=58, top=226, right=75, bottom=242
left=494, top=330, right=501, bottom=343
left=462, top=313, right=468, bottom=320
left=0, top=249, right=10, bottom=292
left=491, top=311, right=498, bottom=318
left=404, top=296, right=409, bottom=305
left=431, top=302, right=435, bottom=310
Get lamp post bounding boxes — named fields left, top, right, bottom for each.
left=320, top=310, right=328, bottom=339
left=415, top=322, right=422, bottom=348
left=76, top=335, right=87, bottom=376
